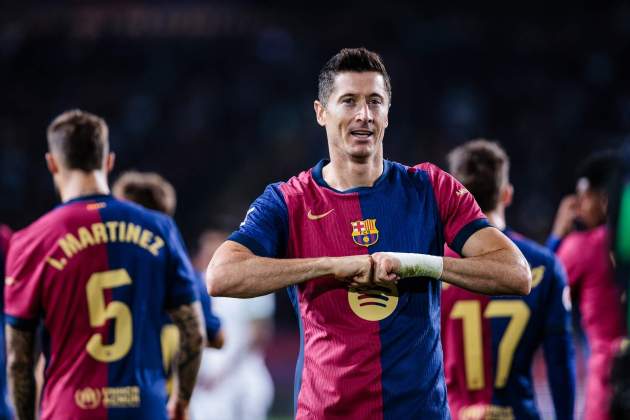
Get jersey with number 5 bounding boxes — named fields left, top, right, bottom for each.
left=440, top=228, right=575, bottom=420
left=4, top=194, right=198, bottom=420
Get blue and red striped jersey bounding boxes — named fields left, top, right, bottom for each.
left=4, top=194, right=198, bottom=420
left=0, top=225, right=13, bottom=420
left=230, top=159, right=489, bottom=419
left=441, top=228, right=575, bottom=420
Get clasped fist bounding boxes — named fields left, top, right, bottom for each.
left=331, top=253, right=401, bottom=287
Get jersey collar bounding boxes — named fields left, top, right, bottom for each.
left=311, top=159, right=392, bottom=194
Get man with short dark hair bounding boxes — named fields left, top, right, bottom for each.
left=113, top=171, right=177, bottom=217
left=549, top=151, right=627, bottom=420
left=442, top=139, right=575, bottom=420
left=206, top=47, right=531, bottom=418
left=5, top=110, right=205, bottom=420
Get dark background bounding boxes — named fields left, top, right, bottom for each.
left=1, top=2, right=627, bottom=416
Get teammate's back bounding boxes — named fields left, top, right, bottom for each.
left=442, top=139, right=575, bottom=420
left=4, top=110, right=204, bottom=420
left=442, top=231, right=574, bottom=419
left=6, top=195, right=197, bottom=419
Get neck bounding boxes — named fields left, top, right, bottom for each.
left=486, top=208, right=506, bottom=230
left=58, top=170, right=110, bottom=202
left=323, top=147, right=384, bottom=191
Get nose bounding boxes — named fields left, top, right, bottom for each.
left=356, top=101, right=373, bottom=123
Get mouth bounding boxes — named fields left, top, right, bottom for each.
left=349, top=129, right=374, bottom=140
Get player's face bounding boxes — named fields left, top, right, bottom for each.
left=575, top=177, right=607, bottom=229
left=316, top=72, right=390, bottom=160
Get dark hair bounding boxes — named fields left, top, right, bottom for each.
left=47, top=109, right=109, bottom=171
left=112, top=171, right=177, bottom=216
left=576, top=150, right=619, bottom=192
left=447, top=139, right=509, bottom=212
left=318, top=47, right=392, bottom=105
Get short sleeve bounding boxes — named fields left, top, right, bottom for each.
left=228, top=183, right=288, bottom=258
left=194, top=272, right=222, bottom=340
left=4, top=231, right=44, bottom=330
left=164, top=218, right=199, bottom=309
left=417, top=163, right=490, bottom=254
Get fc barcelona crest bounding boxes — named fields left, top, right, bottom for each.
left=351, top=219, right=379, bottom=247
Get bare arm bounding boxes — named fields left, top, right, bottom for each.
left=206, top=241, right=372, bottom=298
left=167, top=302, right=206, bottom=417
left=441, top=227, right=531, bottom=295
left=372, top=227, right=531, bottom=295
left=6, top=326, right=36, bottom=420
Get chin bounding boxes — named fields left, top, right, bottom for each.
left=347, top=144, right=376, bottom=158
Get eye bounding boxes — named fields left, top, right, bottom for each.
left=342, top=97, right=355, bottom=105
left=369, top=98, right=383, bottom=105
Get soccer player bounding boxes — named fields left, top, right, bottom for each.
left=442, top=140, right=575, bottom=420
left=112, top=171, right=224, bottom=350
left=206, top=47, right=532, bottom=419
left=189, top=230, right=275, bottom=420
left=0, top=224, right=13, bottom=419
left=4, top=110, right=205, bottom=420
left=550, top=151, right=627, bottom=420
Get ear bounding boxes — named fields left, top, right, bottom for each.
left=314, top=100, right=326, bottom=127
left=105, top=152, right=115, bottom=173
left=502, top=183, right=514, bottom=207
left=45, top=153, right=59, bottom=175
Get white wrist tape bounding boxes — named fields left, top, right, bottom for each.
left=385, top=252, right=444, bottom=279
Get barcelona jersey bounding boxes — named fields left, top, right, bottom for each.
left=230, top=159, right=489, bottom=419
left=4, top=195, right=198, bottom=420
left=441, top=229, right=575, bottom=420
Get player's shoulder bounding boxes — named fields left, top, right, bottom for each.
left=9, top=203, right=71, bottom=251
left=507, top=229, right=557, bottom=267
left=564, top=225, right=607, bottom=244
left=406, top=161, right=460, bottom=189
left=558, top=226, right=607, bottom=257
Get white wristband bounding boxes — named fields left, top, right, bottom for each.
left=385, top=252, right=444, bottom=279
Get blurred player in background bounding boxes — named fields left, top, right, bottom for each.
left=549, top=150, right=626, bottom=420
left=4, top=110, right=205, bottom=420
left=605, top=142, right=630, bottom=420
left=0, top=224, right=13, bottom=419
left=112, top=171, right=224, bottom=350
left=442, top=140, right=575, bottom=419
left=189, top=230, right=275, bottom=420
left=206, top=47, right=531, bottom=419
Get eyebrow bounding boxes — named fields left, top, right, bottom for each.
left=338, top=93, right=385, bottom=100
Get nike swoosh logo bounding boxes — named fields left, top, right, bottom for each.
left=307, top=209, right=334, bottom=220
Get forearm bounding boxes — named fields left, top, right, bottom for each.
left=441, top=248, right=531, bottom=295
left=168, top=303, right=205, bottom=404
left=6, top=327, right=36, bottom=420
left=207, top=253, right=334, bottom=298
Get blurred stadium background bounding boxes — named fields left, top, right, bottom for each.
left=1, top=2, right=629, bottom=418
